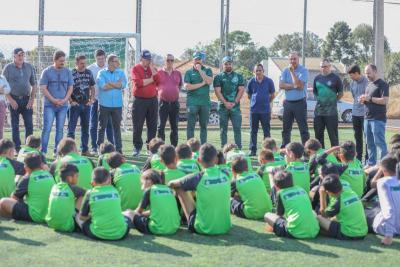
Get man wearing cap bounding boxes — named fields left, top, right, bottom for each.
left=156, top=54, right=182, bottom=147
left=214, top=56, right=245, bottom=149
left=2, top=48, right=37, bottom=152
left=131, top=50, right=160, bottom=156
left=184, top=52, right=213, bottom=144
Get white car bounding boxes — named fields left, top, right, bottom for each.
left=272, top=89, right=353, bottom=123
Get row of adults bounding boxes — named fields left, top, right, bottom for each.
left=0, top=48, right=390, bottom=166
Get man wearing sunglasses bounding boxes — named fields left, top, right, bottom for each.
left=313, top=58, right=343, bottom=148
left=156, top=54, right=182, bottom=147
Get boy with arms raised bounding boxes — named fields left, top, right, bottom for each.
left=176, top=144, right=201, bottom=175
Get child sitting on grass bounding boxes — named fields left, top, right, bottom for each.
left=17, top=135, right=47, bottom=165
left=160, top=145, right=187, bottom=184
left=305, top=138, right=338, bottom=182
left=217, top=150, right=232, bottom=180
left=223, top=143, right=253, bottom=172
left=262, top=138, right=286, bottom=166
left=97, top=141, right=116, bottom=171
left=187, top=138, right=200, bottom=161
left=176, top=144, right=201, bottom=175
left=283, top=142, right=311, bottom=193
left=142, top=138, right=165, bottom=172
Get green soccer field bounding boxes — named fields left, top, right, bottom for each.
left=0, top=127, right=399, bottom=267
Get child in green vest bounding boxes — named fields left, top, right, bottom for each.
left=97, top=141, right=116, bottom=171
left=284, top=142, right=311, bottom=193
left=223, top=143, right=253, bottom=171
left=317, top=174, right=368, bottom=240
left=50, top=138, right=94, bottom=190
left=0, top=139, right=25, bottom=198
left=132, top=169, right=180, bottom=235
left=257, top=149, right=284, bottom=194
left=264, top=171, right=320, bottom=239
left=217, top=150, right=233, bottom=180
left=107, top=152, right=142, bottom=210
left=76, top=167, right=133, bottom=240
left=0, top=153, right=54, bottom=223
left=142, top=138, right=165, bottom=172
left=262, top=138, right=286, bottom=166
left=17, top=135, right=47, bottom=165
left=160, top=145, right=187, bottom=184
left=176, top=144, right=201, bottom=175
left=231, top=157, right=272, bottom=220
left=187, top=138, right=200, bottom=161
left=46, top=163, right=86, bottom=232
left=169, top=144, right=231, bottom=235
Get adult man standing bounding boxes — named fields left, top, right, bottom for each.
left=214, top=56, right=245, bottom=149
left=40, top=50, right=74, bottom=155
left=348, top=64, right=369, bottom=162
left=131, top=50, right=159, bottom=156
left=184, top=52, right=213, bottom=144
left=246, top=64, right=275, bottom=156
left=157, top=54, right=182, bottom=147
left=67, top=55, right=95, bottom=156
left=279, top=51, right=310, bottom=147
left=359, top=64, right=389, bottom=166
left=313, top=59, right=343, bottom=148
left=2, top=48, right=36, bottom=152
left=97, top=54, right=127, bottom=154
left=88, top=49, right=114, bottom=153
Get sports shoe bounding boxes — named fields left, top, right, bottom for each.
left=132, top=148, right=140, bottom=157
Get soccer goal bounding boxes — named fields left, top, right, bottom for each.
left=0, top=30, right=140, bottom=131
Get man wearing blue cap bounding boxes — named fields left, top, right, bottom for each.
left=183, top=52, right=213, bottom=144
left=214, top=56, right=244, bottom=149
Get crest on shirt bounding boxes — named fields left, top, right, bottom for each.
left=327, top=81, right=332, bottom=87
left=231, top=76, right=238, bottom=84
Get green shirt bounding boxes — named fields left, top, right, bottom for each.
left=184, top=66, right=213, bottom=106
left=218, top=164, right=233, bottom=180
left=150, top=154, right=166, bottom=171
left=278, top=186, right=320, bottom=239
left=97, top=153, right=111, bottom=171
left=112, top=163, right=142, bottom=210
left=339, top=160, right=366, bottom=198
left=225, top=149, right=253, bottom=172
left=235, top=172, right=272, bottom=219
left=0, top=156, right=16, bottom=198
left=273, top=152, right=286, bottom=166
left=285, top=161, right=310, bottom=193
left=17, top=146, right=41, bottom=163
left=164, top=168, right=187, bottom=184
left=213, top=71, right=244, bottom=111
left=177, top=159, right=201, bottom=175
left=257, top=161, right=286, bottom=193
left=313, top=73, right=343, bottom=116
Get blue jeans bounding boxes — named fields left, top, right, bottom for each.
left=249, top=112, right=271, bottom=153
left=9, top=95, right=33, bottom=151
left=90, top=100, right=114, bottom=151
left=41, top=104, right=69, bottom=154
left=67, top=103, right=90, bottom=152
left=364, top=119, right=388, bottom=166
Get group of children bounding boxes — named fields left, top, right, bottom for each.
left=0, top=134, right=399, bottom=245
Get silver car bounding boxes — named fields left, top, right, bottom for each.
left=272, top=89, right=353, bottom=123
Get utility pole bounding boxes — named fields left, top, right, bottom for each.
left=220, top=0, right=230, bottom=70
left=37, top=0, right=45, bottom=128
left=302, top=0, right=307, bottom=66
left=374, top=0, right=384, bottom=78
left=136, top=0, right=142, bottom=52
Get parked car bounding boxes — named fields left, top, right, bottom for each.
left=272, top=89, right=353, bottom=123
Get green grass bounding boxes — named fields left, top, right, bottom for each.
left=0, top=127, right=399, bottom=267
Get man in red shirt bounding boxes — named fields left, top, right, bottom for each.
left=156, top=54, right=182, bottom=147
left=131, top=50, right=160, bottom=156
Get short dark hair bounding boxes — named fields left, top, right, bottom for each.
left=222, top=143, right=237, bottom=155
left=340, top=141, right=356, bottom=161
left=142, top=169, right=163, bottom=185
left=231, top=157, right=248, bottom=173
left=24, top=153, right=42, bottom=170
left=390, top=134, right=400, bottom=146
left=254, top=63, right=264, bottom=70
left=148, top=138, right=165, bottom=154
left=92, top=167, right=110, bottom=184
left=60, top=163, right=79, bottom=182
left=57, top=138, right=77, bottom=156
left=75, top=54, right=86, bottom=62
left=321, top=163, right=339, bottom=177
left=262, top=138, right=277, bottom=150
left=199, top=143, right=217, bottom=167
left=53, top=50, right=66, bottom=61
left=380, top=154, right=398, bottom=174
left=273, top=171, right=293, bottom=189
left=366, top=64, right=378, bottom=72
left=94, top=49, right=106, bottom=57
left=107, top=54, right=118, bottom=64
left=160, top=145, right=176, bottom=165
left=321, top=174, right=342, bottom=194
left=99, top=141, right=116, bottom=155
left=187, top=138, right=200, bottom=152
left=107, top=152, right=124, bottom=169
left=25, top=135, right=41, bottom=149
left=216, top=150, right=225, bottom=165
left=259, top=149, right=274, bottom=161
left=0, top=139, right=15, bottom=154
left=348, top=64, right=361, bottom=75
left=304, top=139, right=322, bottom=154
left=286, top=142, right=304, bottom=159
left=176, top=144, right=192, bottom=159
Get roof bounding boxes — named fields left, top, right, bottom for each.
left=173, top=60, right=220, bottom=75
left=270, top=57, right=347, bottom=74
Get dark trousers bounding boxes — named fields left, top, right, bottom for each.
left=281, top=99, right=310, bottom=147
left=90, top=100, right=114, bottom=151
left=67, top=103, right=90, bottom=152
left=9, top=95, right=33, bottom=151
left=313, top=115, right=339, bottom=148
left=157, top=100, right=179, bottom=147
left=249, top=112, right=270, bottom=153
left=132, top=97, right=158, bottom=151
left=353, top=115, right=368, bottom=162
left=97, top=105, right=122, bottom=152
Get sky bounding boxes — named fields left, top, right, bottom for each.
left=1, top=0, right=399, bottom=59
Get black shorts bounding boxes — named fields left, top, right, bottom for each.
left=188, top=209, right=197, bottom=233
left=82, top=216, right=132, bottom=240
left=12, top=201, right=33, bottom=222
left=327, top=221, right=365, bottom=240
left=273, top=218, right=292, bottom=238
left=230, top=199, right=246, bottom=218
left=133, top=214, right=151, bottom=234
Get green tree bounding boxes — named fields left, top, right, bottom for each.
left=269, top=31, right=323, bottom=57
left=385, top=52, right=400, bottom=86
